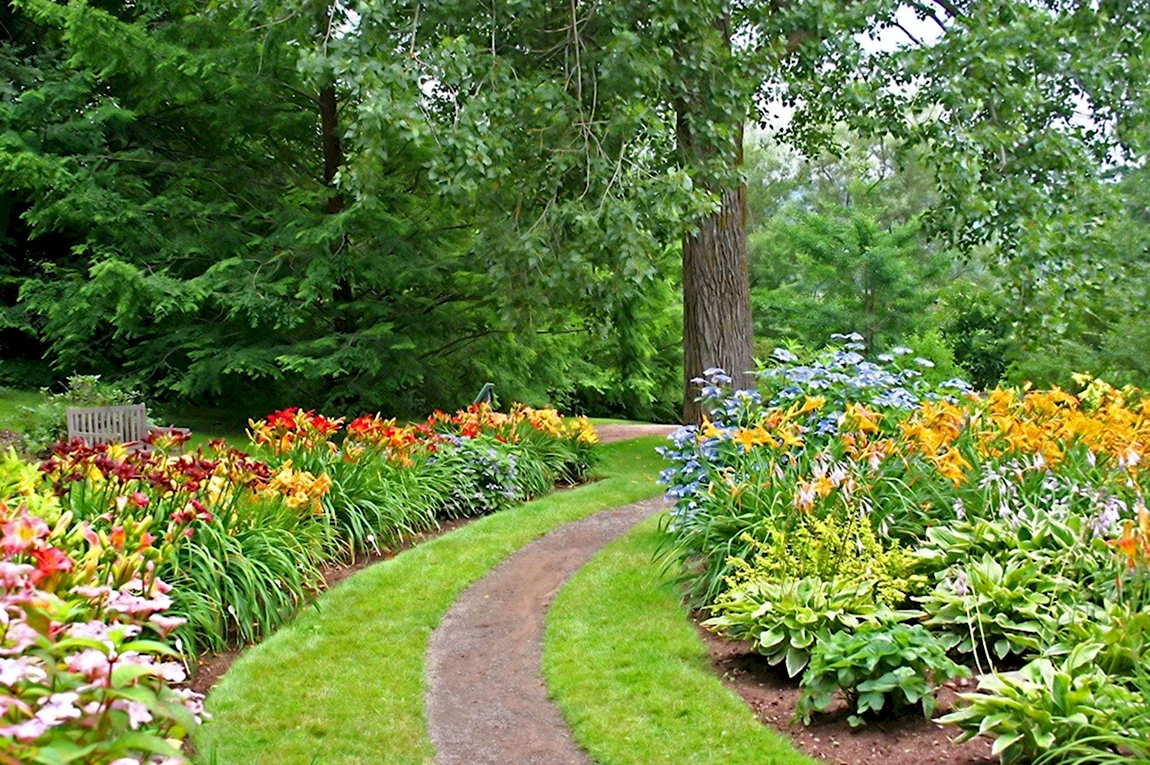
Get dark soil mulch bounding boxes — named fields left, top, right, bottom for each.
left=694, top=620, right=998, bottom=765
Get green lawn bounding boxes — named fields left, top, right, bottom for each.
left=544, top=514, right=816, bottom=765
left=195, top=435, right=668, bottom=765
left=0, top=387, right=44, bottom=431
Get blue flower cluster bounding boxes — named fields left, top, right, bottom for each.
left=658, top=341, right=973, bottom=527
left=759, top=345, right=940, bottom=414
left=438, top=438, right=522, bottom=516
left=658, top=416, right=743, bottom=529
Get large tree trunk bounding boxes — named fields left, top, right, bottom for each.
left=677, top=96, right=755, bottom=423
left=681, top=178, right=755, bottom=423
left=676, top=9, right=755, bottom=424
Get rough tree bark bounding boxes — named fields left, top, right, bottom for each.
left=680, top=177, right=755, bottom=423
left=675, top=8, right=756, bottom=424
left=677, top=113, right=755, bottom=424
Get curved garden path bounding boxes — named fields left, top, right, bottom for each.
left=594, top=422, right=678, bottom=444
left=426, top=496, right=669, bottom=764
left=426, top=423, right=675, bottom=764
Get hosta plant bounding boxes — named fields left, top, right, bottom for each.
left=796, top=623, right=970, bottom=726
left=918, top=555, right=1072, bottom=668
left=705, top=577, right=917, bottom=677
left=1039, top=600, right=1150, bottom=677
left=1031, top=654, right=1150, bottom=764
left=914, top=513, right=1115, bottom=593
left=939, top=643, right=1144, bottom=764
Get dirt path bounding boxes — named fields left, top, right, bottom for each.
left=426, top=495, right=670, bottom=765
left=594, top=423, right=679, bottom=444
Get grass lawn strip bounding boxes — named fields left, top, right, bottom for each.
left=0, top=387, right=43, bottom=430
left=195, top=435, right=667, bottom=765
left=544, top=513, right=817, bottom=765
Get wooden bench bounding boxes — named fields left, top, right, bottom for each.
left=66, top=404, right=189, bottom=452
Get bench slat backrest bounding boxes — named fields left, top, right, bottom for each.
left=66, top=404, right=149, bottom=445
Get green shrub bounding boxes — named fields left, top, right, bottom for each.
left=903, top=328, right=966, bottom=387
left=939, top=643, right=1144, bottom=764
left=705, top=577, right=918, bottom=677
left=797, top=623, right=969, bottom=726
left=940, top=284, right=1015, bottom=389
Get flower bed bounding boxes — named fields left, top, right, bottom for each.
left=1, top=402, right=596, bottom=764
left=660, top=343, right=1148, bottom=763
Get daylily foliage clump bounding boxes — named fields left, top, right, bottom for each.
left=660, top=343, right=1148, bottom=761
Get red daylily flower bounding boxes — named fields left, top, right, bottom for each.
left=30, top=546, right=73, bottom=583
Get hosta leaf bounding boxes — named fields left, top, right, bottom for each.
left=1066, top=712, right=1090, bottom=727
left=758, top=628, right=785, bottom=649
left=1052, top=673, right=1070, bottom=710
left=1066, top=642, right=1103, bottom=670
left=791, top=630, right=814, bottom=648
left=785, top=646, right=809, bottom=678
left=991, top=733, right=1023, bottom=756
left=978, top=712, right=1010, bottom=734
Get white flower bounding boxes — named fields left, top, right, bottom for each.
left=36, top=692, right=83, bottom=727
left=0, top=657, right=47, bottom=687
left=111, top=699, right=153, bottom=730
